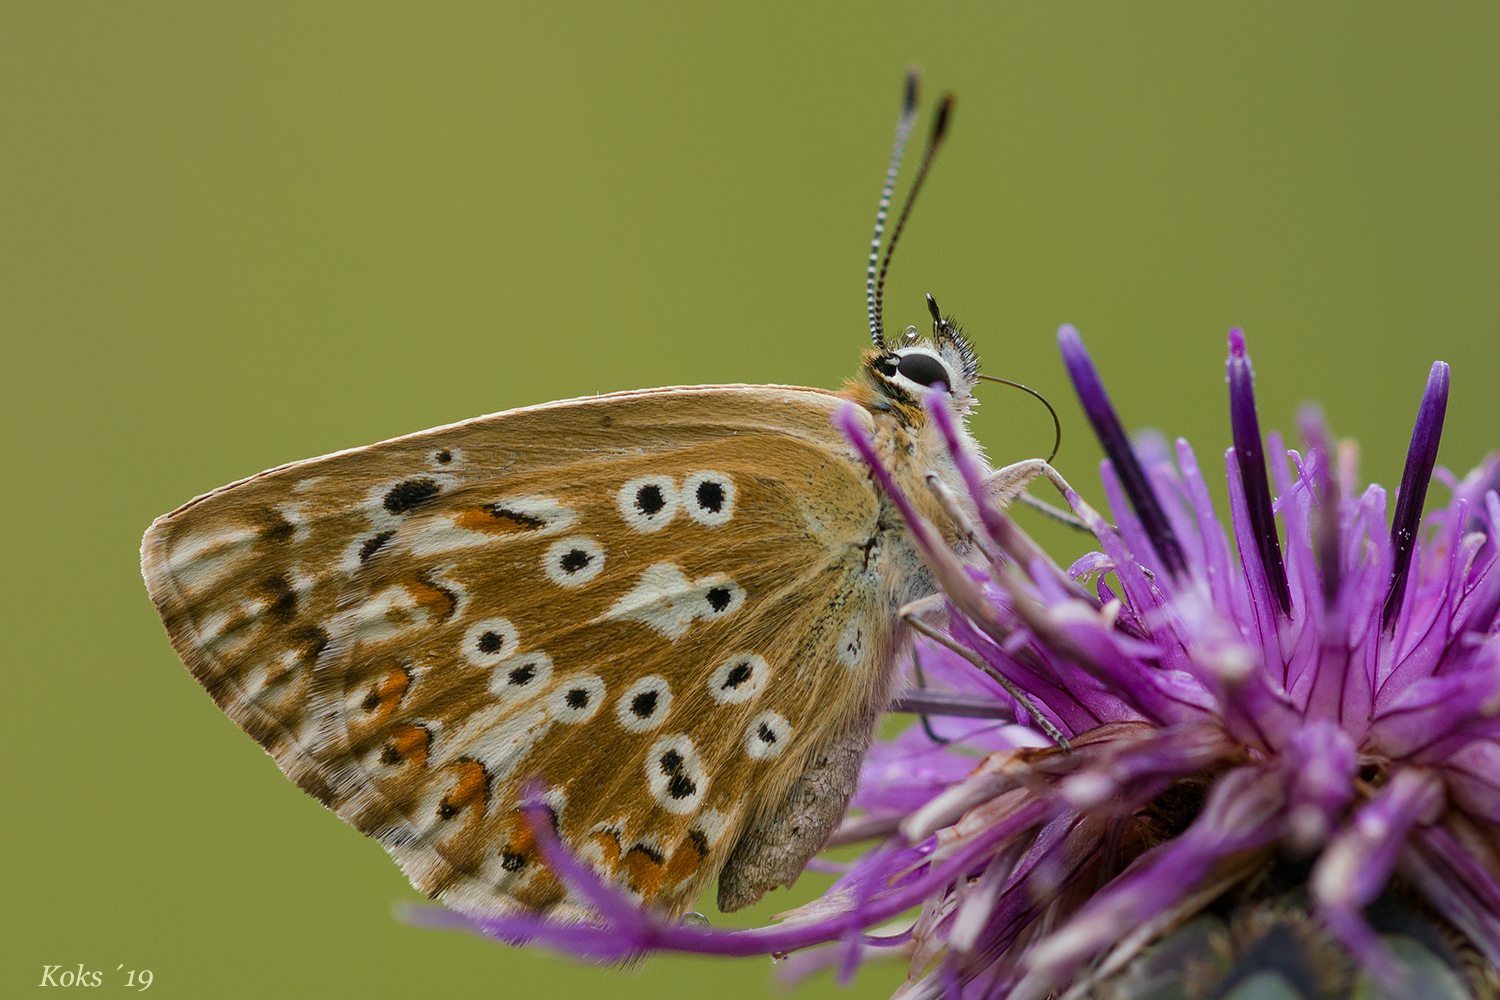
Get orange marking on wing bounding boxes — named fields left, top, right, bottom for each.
left=495, top=813, right=538, bottom=877
left=512, top=868, right=564, bottom=910
left=623, top=845, right=664, bottom=898
left=378, top=666, right=410, bottom=701
left=664, top=839, right=704, bottom=886
left=453, top=505, right=547, bottom=535
left=388, top=724, right=430, bottom=767
left=588, top=830, right=623, bottom=873
left=441, top=759, right=487, bottom=814
left=406, top=573, right=457, bottom=619
left=363, top=665, right=410, bottom=720
left=501, top=812, right=537, bottom=857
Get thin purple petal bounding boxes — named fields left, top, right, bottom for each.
left=1226, top=328, right=1292, bottom=617
left=1058, top=324, right=1188, bottom=579
left=1298, top=404, right=1342, bottom=607
left=1383, top=361, right=1451, bottom=629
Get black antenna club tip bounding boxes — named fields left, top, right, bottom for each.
left=903, top=70, right=919, bottom=114
left=926, top=293, right=942, bottom=323
left=931, top=94, right=955, bottom=139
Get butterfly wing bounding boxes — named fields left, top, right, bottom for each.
left=142, top=385, right=906, bottom=916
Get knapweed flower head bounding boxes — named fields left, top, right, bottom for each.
left=416, top=327, right=1500, bottom=999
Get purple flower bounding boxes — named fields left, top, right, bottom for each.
left=413, top=327, right=1500, bottom=998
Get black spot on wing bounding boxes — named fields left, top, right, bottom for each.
left=706, top=587, right=731, bottom=612
left=292, top=625, right=330, bottom=661
left=259, top=574, right=297, bottom=624
left=360, top=530, right=395, bottom=563
left=481, top=505, right=547, bottom=529
left=687, top=828, right=710, bottom=858
left=254, top=507, right=297, bottom=544
left=631, top=691, right=658, bottom=718
left=695, top=481, right=725, bottom=513
left=635, top=484, right=666, bottom=515
left=384, top=479, right=441, bottom=514
left=656, top=748, right=695, bottom=799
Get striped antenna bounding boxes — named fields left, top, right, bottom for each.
left=866, top=71, right=921, bottom=351
left=873, top=92, right=954, bottom=350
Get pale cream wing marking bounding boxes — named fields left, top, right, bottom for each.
left=140, top=386, right=884, bottom=914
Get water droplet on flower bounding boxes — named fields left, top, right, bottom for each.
left=680, top=911, right=709, bottom=928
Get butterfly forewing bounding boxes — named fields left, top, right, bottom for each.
left=142, top=385, right=903, bottom=916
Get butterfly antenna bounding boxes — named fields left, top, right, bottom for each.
left=873, top=92, right=955, bottom=352
left=867, top=71, right=921, bottom=352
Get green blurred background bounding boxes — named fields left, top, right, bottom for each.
left=4, top=3, right=1498, bottom=997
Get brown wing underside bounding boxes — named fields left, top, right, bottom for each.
left=142, top=386, right=901, bottom=915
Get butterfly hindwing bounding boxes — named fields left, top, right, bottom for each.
left=142, top=386, right=904, bottom=915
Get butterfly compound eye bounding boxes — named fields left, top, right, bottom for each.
left=896, top=351, right=951, bottom=388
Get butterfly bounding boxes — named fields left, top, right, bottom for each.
left=140, top=72, right=1048, bottom=922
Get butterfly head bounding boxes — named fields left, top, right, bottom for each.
left=859, top=293, right=981, bottom=417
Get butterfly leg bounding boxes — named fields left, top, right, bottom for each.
left=982, top=459, right=1092, bottom=532
left=1014, top=492, right=1091, bottom=531
left=898, top=597, right=1071, bottom=750
left=981, top=457, right=1050, bottom=507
